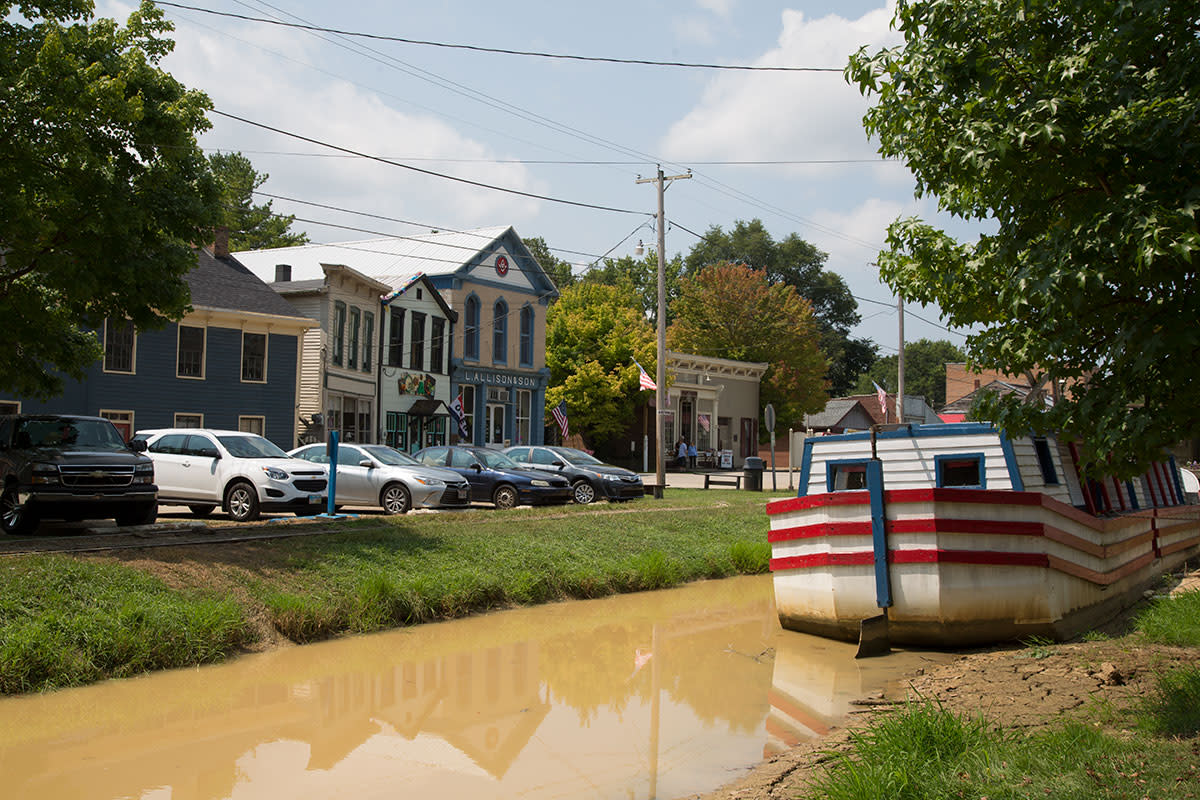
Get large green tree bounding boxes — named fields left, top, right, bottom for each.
left=848, top=0, right=1200, bottom=475
left=209, top=152, right=308, bottom=251
left=544, top=282, right=656, bottom=445
left=523, top=235, right=576, bottom=292
left=581, top=249, right=686, bottom=328
left=853, top=338, right=966, bottom=409
left=684, top=219, right=877, bottom=395
left=668, top=263, right=829, bottom=435
left=1, top=0, right=220, bottom=399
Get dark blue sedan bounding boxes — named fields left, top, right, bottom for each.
left=412, top=446, right=572, bottom=509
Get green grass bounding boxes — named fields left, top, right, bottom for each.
left=1134, top=589, right=1200, bottom=646
left=807, top=693, right=1200, bottom=800
left=0, top=556, right=254, bottom=693
left=1135, top=664, right=1200, bottom=737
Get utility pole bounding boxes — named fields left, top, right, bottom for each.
left=636, top=165, right=691, bottom=494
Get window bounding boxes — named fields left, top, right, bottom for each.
left=329, top=394, right=372, bottom=444
left=426, top=416, right=446, bottom=448
left=1033, top=437, right=1058, bottom=485
left=460, top=385, right=475, bottom=441
left=0, top=401, right=20, bottom=415
left=238, top=416, right=265, bottom=436
left=827, top=460, right=869, bottom=491
left=385, top=411, right=408, bottom=450
left=508, top=447, right=530, bottom=462
left=184, top=435, right=219, bottom=458
left=332, top=301, right=346, bottom=366
left=464, top=295, right=480, bottom=360
left=516, top=389, right=531, bottom=445
left=103, top=318, right=135, bottom=373
left=410, top=312, right=426, bottom=371
left=388, top=307, right=405, bottom=367
left=100, top=410, right=134, bottom=441
left=241, top=332, right=267, bottom=382
left=362, top=311, right=374, bottom=373
left=348, top=307, right=360, bottom=370
left=493, top=299, right=508, bottom=363
left=519, top=305, right=534, bottom=366
left=935, top=453, right=985, bottom=488
left=176, top=325, right=205, bottom=378
left=431, top=317, right=445, bottom=374
left=531, top=447, right=561, bottom=466
left=149, top=433, right=187, bottom=454
left=174, top=413, right=203, bottom=428
left=450, top=448, right=477, bottom=468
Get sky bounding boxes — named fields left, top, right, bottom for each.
left=100, top=0, right=982, bottom=354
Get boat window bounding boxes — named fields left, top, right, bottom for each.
left=936, top=454, right=985, bottom=489
left=1032, top=437, right=1058, bottom=485
left=827, top=460, right=869, bottom=491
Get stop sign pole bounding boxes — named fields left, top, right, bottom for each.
left=765, top=403, right=777, bottom=491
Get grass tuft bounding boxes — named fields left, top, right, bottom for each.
left=1136, top=665, right=1200, bottom=737
left=1135, top=589, right=1200, bottom=646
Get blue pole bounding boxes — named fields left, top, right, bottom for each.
left=326, top=430, right=339, bottom=516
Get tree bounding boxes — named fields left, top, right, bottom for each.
left=853, top=338, right=966, bottom=409
left=544, top=282, right=656, bottom=445
left=522, top=235, right=575, bottom=292
left=581, top=249, right=686, bottom=328
left=209, top=152, right=308, bottom=251
left=668, top=263, right=829, bottom=434
left=1, top=0, right=220, bottom=399
left=848, top=0, right=1200, bottom=475
left=684, top=220, right=876, bottom=395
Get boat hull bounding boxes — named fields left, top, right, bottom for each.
left=767, top=488, right=1200, bottom=647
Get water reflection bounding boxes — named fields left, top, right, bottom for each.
left=0, top=576, right=949, bottom=800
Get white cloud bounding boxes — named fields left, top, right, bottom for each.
left=660, top=3, right=900, bottom=167
left=696, top=0, right=736, bottom=16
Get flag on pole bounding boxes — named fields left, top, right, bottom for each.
left=633, top=359, right=657, bottom=391
left=448, top=394, right=470, bottom=439
left=552, top=400, right=569, bottom=440
left=872, top=381, right=888, bottom=417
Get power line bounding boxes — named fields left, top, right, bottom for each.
left=154, top=2, right=844, bottom=72
left=203, top=148, right=889, bottom=166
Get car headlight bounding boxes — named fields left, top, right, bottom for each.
left=530, top=479, right=550, bottom=487
left=602, top=473, right=624, bottom=481
left=262, top=466, right=290, bottom=481
left=414, top=476, right=445, bottom=486
left=31, top=463, right=59, bottom=485
left=133, top=462, right=155, bottom=484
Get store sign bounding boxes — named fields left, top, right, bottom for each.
left=459, top=369, right=538, bottom=388
left=398, top=373, right=436, bottom=397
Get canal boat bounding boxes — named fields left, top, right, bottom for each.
left=766, top=422, right=1200, bottom=650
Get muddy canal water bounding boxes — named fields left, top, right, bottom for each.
left=0, top=575, right=952, bottom=799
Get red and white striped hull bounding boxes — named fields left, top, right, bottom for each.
left=767, top=488, right=1200, bottom=646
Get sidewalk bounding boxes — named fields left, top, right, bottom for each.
left=638, top=469, right=794, bottom=490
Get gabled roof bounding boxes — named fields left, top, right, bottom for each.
left=190, top=247, right=310, bottom=320
left=939, top=380, right=1032, bottom=416
left=803, top=397, right=876, bottom=430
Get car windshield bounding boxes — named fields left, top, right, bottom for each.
left=15, top=418, right=129, bottom=452
left=362, top=445, right=420, bottom=466
left=217, top=434, right=290, bottom=459
left=556, top=448, right=604, bottom=466
left=474, top=449, right=519, bottom=470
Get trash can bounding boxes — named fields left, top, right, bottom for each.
left=743, top=457, right=764, bottom=491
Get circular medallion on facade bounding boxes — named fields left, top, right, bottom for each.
left=495, top=255, right=509, bottom=277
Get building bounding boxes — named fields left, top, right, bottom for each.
left=236, top=226, right=557, bottom=448
left=1, top=243, right=315, bottom=446
left=944, top=363, right=1028, bottom=405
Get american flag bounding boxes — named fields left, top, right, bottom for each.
left=552, top=400, right=569, bottom=439
left=634, top=359, right=657, bottom=391
left=872, top=381, right=888, bottom=417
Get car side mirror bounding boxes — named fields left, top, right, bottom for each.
left=472, top=462, right=483, bottom=472
left=553, top=461, right=566, bottom=468
left=359, top=459, right=374, bottom=468
left=130, top=439, right=147, bottom=452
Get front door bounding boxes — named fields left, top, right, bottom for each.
left=486, top=404, right=505, bottom=447
left=740, top=417, right=756, bottom=459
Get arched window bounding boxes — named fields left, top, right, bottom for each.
left=464, top=295, right=480, bottom=360
left=493, top=299, right=508, bottom=364
left=519, top=305, right=534, bottom=366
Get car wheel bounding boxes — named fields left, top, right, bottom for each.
left=0, top=486, right=38, bottom=535
left=381, top=482, right=411, bottom=515
left=492, top=484, right=518, bottom=510
left=188, top=504, right=216, bottom=518
left=225, top=481, right=261, bottom=522
left=116, top=501, right=158, bottom=527
left=571, top=480, right=597, bottom=505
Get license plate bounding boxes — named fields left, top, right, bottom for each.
left=458, top=488, right=468, bottom=498
left=308, top=495, right=322, bottom=504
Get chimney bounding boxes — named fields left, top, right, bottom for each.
left=213, top=226, right=230, bottom=258
left=275, top=264, right=292, bottom=283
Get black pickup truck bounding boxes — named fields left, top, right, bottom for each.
left=0, top=414, right=158, bottom=535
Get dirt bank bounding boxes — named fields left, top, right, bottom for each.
left=683, top=565, right=1200, bottom=800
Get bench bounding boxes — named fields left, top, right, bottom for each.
left=703, top=474, right=742, bottom=490
left=642, top=483, right=665, bottom=499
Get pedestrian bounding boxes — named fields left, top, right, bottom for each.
left=688, top=441, right=697, bottom=470
left=677, top=438, right=688, bottom=471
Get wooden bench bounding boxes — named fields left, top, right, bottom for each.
left=642, top=483, right=665, bottom=499
left=703, top=473, right=742, bottom=490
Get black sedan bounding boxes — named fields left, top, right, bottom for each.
left=412, top=446, right=572, bottom=509
left=504, top=445, right=645, bottom=504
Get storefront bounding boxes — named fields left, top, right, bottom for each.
left=453, top=366, right=548, bottom=448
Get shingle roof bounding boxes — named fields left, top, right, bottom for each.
left=803, top=398, right=864, bottom=428
left=189, top=247, right=310, bottom=319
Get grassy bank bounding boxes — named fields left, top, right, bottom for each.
left=807, top=589, right=1200, bottom=800
left=0, top=489, right=782, bottom=693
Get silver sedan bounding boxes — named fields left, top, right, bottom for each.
left=288, top=443, right=471, bottom=514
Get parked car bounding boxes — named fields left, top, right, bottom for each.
left=504, top=445, right=645, bottom=504
left=412, top=445, right=572, bottom=509
left=288, top=442, right=471, bottom=513
left=132, top=429, right=327, bottom=522
left=0, top=414, right=158, bottom=535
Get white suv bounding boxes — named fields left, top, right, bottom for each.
left=133, top=429, right=328, bottom=522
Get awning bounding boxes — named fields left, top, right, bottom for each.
left=406, top=398, right=444, bottom=416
